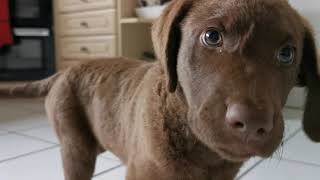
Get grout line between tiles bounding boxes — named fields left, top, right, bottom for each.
left=0, top=145, right=59, bottom=164
left=283, top=128, right=302, bottom=142
left=3, top=124, right=50, bottom=132
left=93, top=164, right=124, bottom=177
left=237, top=128, right=302, bottom=179
left=99, top=156, right=121, bottom=162
left=20, top=124, right=50, bottom=131
left=264, top=128, right=302, bottom=167
left=274, top=158, right=320, bottom=168
left=10, top=131, right=58, bottom=145
left=284, top=106, right=304, bottom=111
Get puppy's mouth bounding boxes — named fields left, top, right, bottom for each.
left=215, top=141, right=280, bottom=162
left=216, top=146, right=254, bottom=162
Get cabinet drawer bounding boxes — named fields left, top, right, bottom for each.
left=58, top=0, right=115, bottom=13
left=60, top=10, right=116, bottom=36
left=59, top=60, right=80, bottom=70
left=60, top=36, right=116, bottom=59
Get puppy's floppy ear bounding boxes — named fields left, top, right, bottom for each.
left=298, top=23, right=320, bottom=142
left=152, top=0, right=193, bottom=92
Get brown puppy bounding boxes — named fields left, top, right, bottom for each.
left=0, top=0, right=319, bottom=179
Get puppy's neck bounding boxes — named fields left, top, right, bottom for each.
left=159, top=84, right=228, bottom=169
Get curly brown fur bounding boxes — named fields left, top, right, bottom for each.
left=0, top=0, right=319, bottom=179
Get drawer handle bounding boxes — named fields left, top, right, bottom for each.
left=80, top=0, right=89, bottom=3
left=80, top=21, right=89, bottom=28
left=80, top=46, right=90, bottom=53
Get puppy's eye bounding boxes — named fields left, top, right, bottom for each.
left=277, top=45, right=295, bottom=65
left=201, top=28, right=223, bottom=48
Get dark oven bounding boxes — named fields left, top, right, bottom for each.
left=0, top=28, right=55, bottom=80
left=0, top=0, right=55, bottom=81
left=9, top=0, right=52, bottom=28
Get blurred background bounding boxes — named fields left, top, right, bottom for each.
left=286, top=0, right=320, bottom=109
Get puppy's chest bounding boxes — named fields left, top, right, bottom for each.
left=166, top=128, right=225, bottom=168
left=165, top=129, right=240, bottom=179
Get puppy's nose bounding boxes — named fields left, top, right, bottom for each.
left=226, top=103, right=273, bottom=142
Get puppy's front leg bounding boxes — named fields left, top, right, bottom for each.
left=46, top=83, right=101, bottom=180
left=125, top=162, right=175, bottom=180
left=125, top=162, right=214, bottom=180
left=61, top=145, right=97, bottom=180
left=126, top=163, right=159, bottom=180
left=57, top=116, right=99, bottom=180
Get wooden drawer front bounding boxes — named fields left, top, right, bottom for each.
left=61, top=36, right=116, bottom=59
left=59, top=61, right=80, bottom=70
left=58, top=0, right=115, bottom=13
left=60, top=10, right=116, bottom=36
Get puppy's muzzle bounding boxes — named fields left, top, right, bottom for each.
left=225, top=103, right=274, bottom=145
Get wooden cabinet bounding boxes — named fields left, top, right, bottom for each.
left=54, top=0, right=159, bottom=70
left=54, top=0, right=117, bottom=70
left=117, top=0, right=154, bottom=59
left=58, top=0, right=116, bottom=13
left=60, top=36, right=116, bottom=59
left=59, top=10, right=117, bottom=36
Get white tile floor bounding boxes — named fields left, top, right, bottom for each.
left=0, top=99, right=319, bottom=180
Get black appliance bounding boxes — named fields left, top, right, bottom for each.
left=0, top=0, right=55, bottom=81
left=9, top=0, right=52, bottom=28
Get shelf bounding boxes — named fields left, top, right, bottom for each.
left=120, top=17, right=155, bottom=24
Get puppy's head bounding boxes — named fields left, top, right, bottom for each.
left=152, top=0, right=319, bottom=162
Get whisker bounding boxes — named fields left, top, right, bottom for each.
left=273, top=141, right=284, bottom=166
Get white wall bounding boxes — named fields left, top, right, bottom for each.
left=286, top=1, right=320, bottom=108
left=289, top=0, right=320, bottom=45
